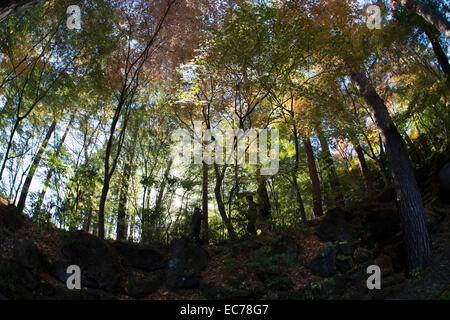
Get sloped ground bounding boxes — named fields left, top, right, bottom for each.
left=0, top=149, right=449, bottom=300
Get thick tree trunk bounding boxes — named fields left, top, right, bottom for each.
left=17, top=119, right=56, bottom=213
left=316, top=125, right=344, bottom=207
left=34, top=113, right=75, bottom=214
left=202, top=160, right=209, bottom=240
left=354, top=143, right=373, bottom=193
left=397, top=0, right=450, bottom=38
left=214, top=164, right=236, bottom=241
left=351, top=71, right=431, bottom=271
left=303, top=137, right=323, bottom=217
left=0, top=0, right=46, bottom=22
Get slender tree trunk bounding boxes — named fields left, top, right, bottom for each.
left=202, top=160, right=209, bottom=240
left=83, top=206, right=93, bottom=233
left=316, top=125, right=344, bottom=207
left=116, top=129, right=139, bottom=241
left=214, top=164, right=236, bottom=241
left=256, top=172, right=271, bottom=219
left=34, top=112, right=75, bottom=214
left=292, top=122, right=308, bottom=223
left=396, top=0, right=450, bottom=38
left=378, top=134, right=390, bottom=186
left=351, top=71, right=431, bottom=271
left=0, top=121, right=19, bottom=181
left=403, top=130, right=422, bottom=164
left=129, top=211, right=135, bottom=242
left=354, top=143, right=373, bottom=193
left=154, top=158, right=173, bottom=217
left=98, top=101, right=129, bottom=239
left=116, top=162, right=131, bottom=241
left=303, top=137, right=323, bottom=217
left=423, top=29, right=450, bottom=89
left=17, top=119, right=57, bottom=213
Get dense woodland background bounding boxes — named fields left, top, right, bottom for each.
left=0, top=0, right=449, bottom=274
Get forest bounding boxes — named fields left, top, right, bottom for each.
left=0, top=0, right=449, bottom=301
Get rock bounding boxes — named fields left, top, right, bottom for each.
left=373, top=186, right=396, bottom=203
left=126, top=269, right=164, bottom=298
left=166, top=238, right=209, bottom=290
left=346, top=266, right=368, bottom=282
left=317, top=208, right=351, bottom=243
left=266, top=290, right=289, bottom=300
left=257, top=272, right=294, bottom=291
left=336, top=254, right=353, bottom=273
left=337, top=242, right=353, bottom=256
left=201, top=281, right=265, bottom=300
left=363, top=209, right=401, bottom=242
left=111, top=241, right=164, bottom=272
left=55, top=231, right=122, bottom=292
left=393, top=245, right=450, bottom=299
left=0, top=259, right=39, bottom=299
left=37, top=283, right=117, bottom=300
left=372, top=254, right=394, bottom=277
left=14, top=239, right=39, bottom=269
left=271, top=235, right=301, bottom=262
left=307, top=242, right=337, bottom=277
left=438, top=162, right=450, bottom=204
left=382, top=273, right=406, bottom=287
left=382, top=242, right=406, bottom=272
left=0, top=204, right=26, bottom=231
left=353, top=248, right=373, bottom=264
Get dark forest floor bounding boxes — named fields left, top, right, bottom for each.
left=0, top=148, right=449, bottom=300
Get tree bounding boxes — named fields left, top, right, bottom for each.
left=351, top=71, right=431, bottom=271
left=17, top=119, right=56, bottom=212
left=0, top=0, right=47, bottom=22
left=97, top=0, right=177, bottom=239
left=394, top=0, right=450, bottom=38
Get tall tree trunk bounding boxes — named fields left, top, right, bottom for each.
left=378, top=134, right=391, bottom=186
left=292, top=122, right=308, bottom=223
left=0, top=0, right=47, bottom=22
left=256, top=172, right=271, bottom=219
left=34, top=112, right=76, bottom=214
left=303, top=137, right=323, bottom=217
left=0, top=121, right=19, bottom=181
left=129, top=211, right=135, bottom=242
left=83, top=206, right=93, bottom=233
left=354, top=143, right=373, bottom=193
left=424, top=29, right=450, bottom=89
left=202, top=160, right=209, bottom=240
left=116, top=161, right=132, bottom=241
left=396, top=0, right=450, bottom=38
left=316, top=125, right=344, bottom=207
left=214, top=164, right=236, bottom=241
left=351, top=71, right=431, bottom=271
left=17, top=119, right=56, bottom=213
left=116, top=129, right=139, bottom=241
left=154, top=158, right=173, bottom=217
left=98, top=102, right=130, bottom=239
